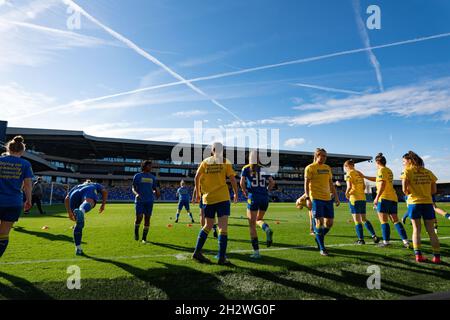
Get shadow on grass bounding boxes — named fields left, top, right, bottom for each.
left=84, top=254, right=226, bottom=299
left=13, top=226, right=84, bottom=245
left=0, top=271, right=53, bottom=300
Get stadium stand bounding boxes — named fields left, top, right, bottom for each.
left=4, top=126, right=376, bottom=204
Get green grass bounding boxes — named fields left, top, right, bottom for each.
left=1, top=202, right=450, bottom=300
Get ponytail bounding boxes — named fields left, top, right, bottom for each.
left=6, top=136, right=25, bottom=154
left=403, top=151, right=424, bottom=168
left=375, top=153, right=386, bottom=166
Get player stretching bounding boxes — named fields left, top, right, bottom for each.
left=132, top=160, right=160, bottom=243
left=192, top=142, right=238, bottom=265
left=192, top=187, right=218, bottom=238
left=401, top=151, right=441, bottom=263
left=304, top=148, right=340, bottom=256
left=0, top=136, right=33, bottom=259
left=240, top=150, right=275, bottom=259
left=344, top=160, right=380, bottom=245
left=175, top=180, right=194, bottom=223
left=363, top=153, right=409, bottom=248
left=65, top=180, right=108, bottom=255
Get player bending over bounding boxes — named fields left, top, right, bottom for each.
left=192, top=142, right=238, bottom=265
left=304, top=148, right=340, bottom=256
left=175, top=180, right=194, bottom=223
left=0, top=136, right=33, bottom=259
left=401, top=151, right=440, bottom=263
left=132, top=160, right=160, bottom=243
left=240, top=150, right=275, bottom=259
left=65, top=180, right=108, bottom=255
left=344, top=160, right=380, bottom=245
left=363, top=153, right=409, bottom=248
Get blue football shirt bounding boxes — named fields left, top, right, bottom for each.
left=0, top=155, right=34, bottom=207
left=177, top=186, right=190, bottom=201
left=132, top=172, right=158, bottom=203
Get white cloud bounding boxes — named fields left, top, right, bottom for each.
left=65, top=0, right=241, bottom=121
left=178, top=43, right=254, bottom=68
left=226, top=77, right=450, bottom=127
left=284, top=138, right=306, bottom=148
left=0, top=1, right=116, bottom=70
left=293, top=83, right=364, bottom=95
left=172, top=110, right=208, bottom=118
left=0, top=83, right=56, bottom=117
left=352, top=0, right=384, bottom=92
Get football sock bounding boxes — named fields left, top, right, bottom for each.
left=315, top=227, right=325, bottom=251
left=251, top=237, right=259, bottom=251
left=134, top=224, right=140, bottom=239
left=74, top=225, right=83, bottom=246
left=260, top=222, right=269, bottom=231
left=194, top=227, right=209, bottom=253
left=445, top=213, right=450, bottom=220
left=364, top=220, right=376, bottom=237
left=0, top=234, right=9, bottom=258
left=394, top=222, right=408, bottom=241
left=355, top=223, right=364, bottom=240
left=413, top=244, right=422, bottom=256
left=142, top=226, right=149, bottom=241
left=402, top=212, right=409, bottom=222
left=79, top=201, right=92, bottom=214
left=218, top=231, right=228, bottom=260
left=73, top=211, right=85, bottom=246
left=381, top=223, right=391, bottom=242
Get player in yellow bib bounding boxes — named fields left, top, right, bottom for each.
left=343, top=160, right=380, bottom=245
left=401, top=151, right=440, bottom=264
left=192, top=142, right=238, bottom=265
left=304, top=148, right=340, bottom=256
left=363, top=153, right=409, bottom=248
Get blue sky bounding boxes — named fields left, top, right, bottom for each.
left=1, top=0, right=449, bottom=179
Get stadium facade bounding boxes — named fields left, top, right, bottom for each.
left=3, top=126, right=372, bottom=185
left=2, top=123, right=449, bottom=203
left=1, top=124, right=373, bottom=202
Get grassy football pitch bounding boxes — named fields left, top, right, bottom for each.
left=0, top=202, right=449, bottom=300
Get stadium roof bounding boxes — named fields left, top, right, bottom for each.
left=6, top=127, right=372, bottom=167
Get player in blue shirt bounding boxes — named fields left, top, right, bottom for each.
left=175, top=180, right=194, bottom=223
left=65, top=180, right=108, bottom=255
left=240, top=150, right=275, bottom=258
left=0, top=136, right=33, bottom=258
left=132, top=160, right=160, bottom=243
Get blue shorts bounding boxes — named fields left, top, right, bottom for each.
left=135, top=201, right=154, bottom=216
left=247, top=196, right=269, bottom=211
left=204, top=201, right=230, bottom=219
left=312, top=199, right=334, bottom=219
left=408, top=204, right=435, bottom=220
left=69, top=191, right=96, bottom=211
left=0, top=206, right=22, bottom=222
left=69, top=193, right=83, bottom=211
left=199, top=198, right=206, bottom=210
left=178, top=199, right=190, bottom=211
left=349, top=200, right=366, bottom=214
left=377, top=199, right=398, bottom=215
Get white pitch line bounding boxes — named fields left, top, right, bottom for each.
left=1, top=237, right=449, bottom=266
